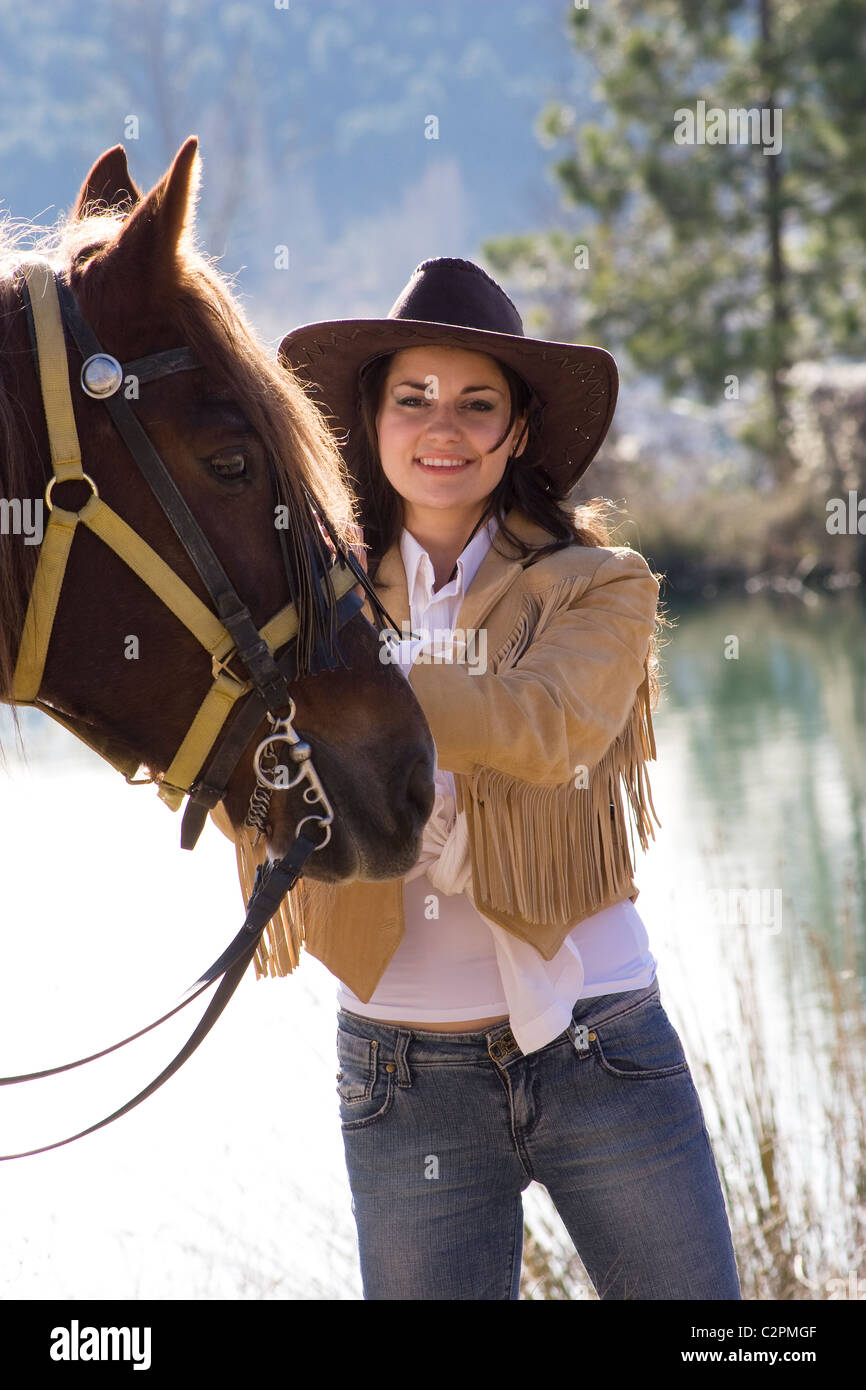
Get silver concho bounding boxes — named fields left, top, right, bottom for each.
left=80, top=353, right=124, bottom=399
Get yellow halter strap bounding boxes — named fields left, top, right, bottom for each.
left=8, top=258, right=358, bottom=815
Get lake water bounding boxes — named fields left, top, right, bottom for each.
left=0, top=588, right=863, bottom=1299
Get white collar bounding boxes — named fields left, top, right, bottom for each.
left=400, top=512, right=500, bottom=610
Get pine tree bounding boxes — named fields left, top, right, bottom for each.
left=484, top=0, right=866, bottom=484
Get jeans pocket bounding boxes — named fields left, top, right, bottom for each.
left=336, top=1025, right=395, bottom=1129
left=590, top=994, right=690, bottom=1080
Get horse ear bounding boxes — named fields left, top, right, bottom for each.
left=73, top=146, right=142, bottom=218
left=95, top=137, right=201, bottom=288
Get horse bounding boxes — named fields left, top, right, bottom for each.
left=0, top=136, right=435, bottom=925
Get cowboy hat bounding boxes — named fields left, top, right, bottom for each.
left=277, top=257, right=618, bottom=493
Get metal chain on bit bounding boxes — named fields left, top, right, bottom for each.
left=244, top=701, right=334, bottom=850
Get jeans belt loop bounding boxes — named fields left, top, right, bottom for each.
left=394, top=1029, right=413, bottom=1087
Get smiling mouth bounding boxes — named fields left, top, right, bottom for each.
left=414, top=456, right=474, bottom=471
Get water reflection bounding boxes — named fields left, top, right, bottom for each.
left=657, top=589, right=865, bottom=969
left=634, top=588, right=866, bottom=1299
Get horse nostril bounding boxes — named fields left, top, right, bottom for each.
left=405, top=752, right=435, bottom=823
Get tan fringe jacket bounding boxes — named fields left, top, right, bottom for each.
left=212, top=505, right=662, bottom=1001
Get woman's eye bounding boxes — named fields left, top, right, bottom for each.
left=395, top=396, right=494, bottom=410
left=208, top=449, right=248, bottom=479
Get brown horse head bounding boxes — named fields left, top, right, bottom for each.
left=0, top=138, right=434, bottom=881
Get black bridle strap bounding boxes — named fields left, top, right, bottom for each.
left=122, top=347, right=199, bottom=386
left=300, top=480, right=406, bottom=640
left=0, top=268, right=404, bottom=1156
left=177, top=480, right=404, bottom=849
left=0, top=834, right=319, bottom=1160
left=30, top=271, right=407, bottom=850
left=52, top=276, right=294, bottom=716
left=180, top=580, right=365, bottom=848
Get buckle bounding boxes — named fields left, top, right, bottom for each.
left=186, top=779, right=225, bottom=810
left=490, top=1030, right=518, bottom=1061
left=210, top=649, right=252, bottom=690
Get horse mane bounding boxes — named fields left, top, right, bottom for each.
left=0, top=205, right=360, bottom=728
left=166, top=250, right=361, bottom=676
left=0, top=214, right=48, bottom=722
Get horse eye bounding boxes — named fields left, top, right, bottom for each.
left=209, top=449, right=247, bottom=479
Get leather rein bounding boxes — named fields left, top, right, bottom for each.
left=0, top=258, right=403, bottom=1159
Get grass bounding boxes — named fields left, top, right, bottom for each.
left=518, top=874, right=866, bottom=1300
left=575, top=461, right=866, bottom=599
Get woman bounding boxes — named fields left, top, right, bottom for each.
left=274, top=258, right=741, bottom=1301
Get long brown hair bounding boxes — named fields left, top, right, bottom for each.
left=345, top=348, right=668, bottom=708
left=349, top=350, right=627, bottom=570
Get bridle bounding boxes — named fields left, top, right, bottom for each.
left=9, top=257, right=402, bottom=847
left=0, top=257, right=406, bottom=1159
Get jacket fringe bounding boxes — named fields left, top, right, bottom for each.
left=459, top=662, right=659, bottom=938
left=228, top=570, right=660, bottom=977
left=459, top=577, right=660, bottom=944
left=230, top=824, right=309, bottom=979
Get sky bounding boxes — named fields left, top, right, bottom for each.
left=0, top=0, right=743, bottom=470
left=0, top=0, right=585, bottom=335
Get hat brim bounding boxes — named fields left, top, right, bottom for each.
left=277, top=317, right=618, bottom=492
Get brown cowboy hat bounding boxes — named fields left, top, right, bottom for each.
left=277, top=257, right=618, bottom=493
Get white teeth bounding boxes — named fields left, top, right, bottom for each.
left=417, top=456, right=470, bottom=468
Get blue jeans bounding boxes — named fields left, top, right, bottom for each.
left=336, top=977, right=742, bottom=1300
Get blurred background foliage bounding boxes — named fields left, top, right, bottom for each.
left=2, top=0, right=864, bottom=592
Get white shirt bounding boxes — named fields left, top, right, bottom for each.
left=336, top=515, right=657, bottom=1054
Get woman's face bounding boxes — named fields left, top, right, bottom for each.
left=375, top=346, right=526, bottom=533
